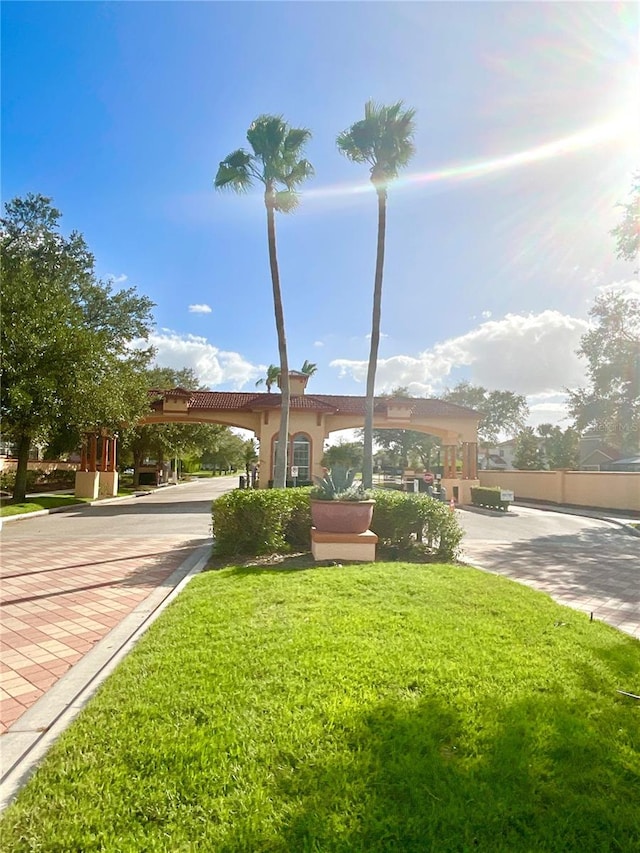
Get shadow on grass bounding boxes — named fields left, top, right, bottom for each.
left=270, top=687, right=640, bottom=851
left=207, top=547, right=449, bottom=577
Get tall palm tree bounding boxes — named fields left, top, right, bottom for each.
left=255, top=364, right=280, bottom=393
left=337, top=101, right=416, bottom=488
left=215, top=116, right=313, bottom=487
left=300, top=359, right=318, bottom=377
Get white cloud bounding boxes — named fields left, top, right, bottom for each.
left=313, top=340, right=324, bottom=347
left=107, top=273, right=128, bottom=284
left=134, top=331, right=262, bottom=389
left=526, top=393, right=573, bottom=430
left=331, top=310, right=589, bottom=397
left=188, top=303, right=213, bottom=314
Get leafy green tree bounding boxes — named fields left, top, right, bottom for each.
left=441, top=382, right=529, bottom=457
left=367, top=387, right=439, bottom=470
left=611, top=173, right=639, bottom=265
left=371, top=429, right=439, bottom=470
left=242, top=438, right=259, bottom=485
left=322, top=440, right=364, bottom=470
left=215, top=115, right=314, bottom=487
left=337, top=101, right=416, bottom=489
left=119, top=366, right=231, bottom=486
left=300, top=359, right=317, bottom=377
left=201, top=430, right=247, bottom=473
left=513, top=427, right=545, bottom=470
left=537, top=424, right=579, bottom=469
left=1, top=194, right=154, bottom=502
left=567, top=291, right=640, bottom=453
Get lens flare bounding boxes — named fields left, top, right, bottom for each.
left=305, top=114, right=631, bottom=202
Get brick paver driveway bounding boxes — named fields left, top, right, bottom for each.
left=459, top=505, right=640, bottom=639
left=0, top=477, right=235, bottom=732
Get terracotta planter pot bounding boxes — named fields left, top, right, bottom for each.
left=310, top=499, right=376, bottom=534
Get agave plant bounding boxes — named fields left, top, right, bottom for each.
left=311, top=465, right=369, bottom=501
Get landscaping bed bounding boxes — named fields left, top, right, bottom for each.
left=1, top=562, right=639, bottom=851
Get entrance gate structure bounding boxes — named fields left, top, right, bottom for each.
left=137, top=372, right=481, bottom=504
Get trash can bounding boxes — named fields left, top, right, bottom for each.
left=238, top=475, right=246, bottom=490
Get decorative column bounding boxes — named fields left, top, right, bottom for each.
left=98, top=432, right=119, bottom=498
left=100, top=430, right=108, bottom=472
left=462, top=442, right=478, bottom=479
left=89, top=433, right=98, bottom=472
left=442, top=445, right=457, bottom=480
left=75, top=431, right=100, bottom=499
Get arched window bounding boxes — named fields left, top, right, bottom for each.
left=271, top=433, right=312, bottom=482
left=291, top=433, right=311, bottom=481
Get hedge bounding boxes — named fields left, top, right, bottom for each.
left=369, top=490, right=463, bottom=561
left=470, top=486, right=511, bottom=511
left=212, top=487, right=464, bottom=561
left=212, top=488, right=312, bottom=556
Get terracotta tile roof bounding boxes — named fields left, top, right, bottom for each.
left=188, top=392, right=262, bottom=410
left=311, top=395, right=481, bottom=418
left=152, top=390, right=480, bottom=418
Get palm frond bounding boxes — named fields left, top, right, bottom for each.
left=337, top=100, right=416, bottom=182
left=247, top=115, right=287, bottom=159
left=214, top=149, right=255, bottom=192
left=337, top=124, right=375, bottom=165
left=273, top=190, right=300, bottom=213
left=284, top=159, right=315, bottom=189
left=284, top=127, right=312, bottom=153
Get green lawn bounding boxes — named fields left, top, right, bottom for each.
left=0, top=487, right=151, bottom=517
left=2, top=562, right=639, bottom=851
left=0, top=494, right=86, bottom=517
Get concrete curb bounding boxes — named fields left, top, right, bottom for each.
left=514, top=502, right=640, bottom=538
left=0, top=489, right=158, bottom=525
left=459, top=505, right=517, bottom=518
left=0, top=542, right=211, bottom=813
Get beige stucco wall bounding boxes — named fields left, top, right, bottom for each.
left=479, top=470, right=639, bottom=512
left=0, top=459, right=79, bottom=473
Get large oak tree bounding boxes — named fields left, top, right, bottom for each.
left=1, top=194, right=155, bottom=502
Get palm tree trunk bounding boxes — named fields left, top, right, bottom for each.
left=363, top=188, right=387, bottom=490
left=266, top=196, right=290, bottom=489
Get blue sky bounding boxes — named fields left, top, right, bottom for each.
left=3, top=1, right=638, bottom=430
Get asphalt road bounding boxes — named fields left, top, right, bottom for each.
left=3, top=475, right=239, bottom=544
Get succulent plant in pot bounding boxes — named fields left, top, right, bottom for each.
left=310, top=465, right=375, bottom=533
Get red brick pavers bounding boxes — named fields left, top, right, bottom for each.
left=0, top=536, right=196, bottom=732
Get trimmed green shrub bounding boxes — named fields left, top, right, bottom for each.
left=212, top=487, right=463, bottom=560
left=0, top=469, right=41, bottom=494
left=42, top=468, right=76, bottom=488
left=282, top=488, right=313, bottom=552
left=212, top=487, right=312, bottom=556
left=370, top=490, right=464, bottom=561
left=471, top=486, right=511, bottom=511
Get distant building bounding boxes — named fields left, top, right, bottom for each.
left=578, top=434, right=622, bottom=471
left=478, top=438, right=518, bottom=470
